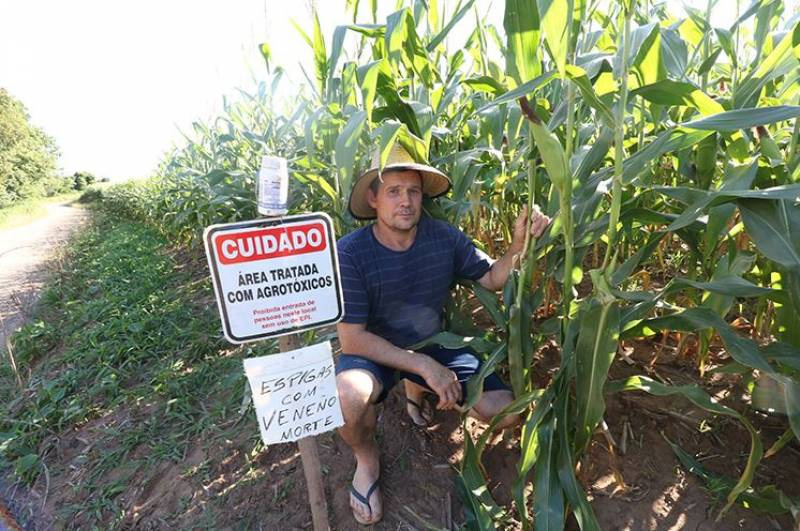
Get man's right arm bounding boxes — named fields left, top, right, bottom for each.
left=337, top=321, right=462, bottom=410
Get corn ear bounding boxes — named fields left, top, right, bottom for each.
left=529, top=120, right=568, bottom=192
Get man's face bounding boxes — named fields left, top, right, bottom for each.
left=367, top=170, right=423, bottom=232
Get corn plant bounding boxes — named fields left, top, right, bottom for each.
left=454, top=0, right=800, bottom=528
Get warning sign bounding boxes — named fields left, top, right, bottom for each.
left=243, top=341, right=343, bottom=444
left=204, top=213, right=343, bottom=343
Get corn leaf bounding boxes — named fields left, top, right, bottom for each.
left=773, top=269, right=800, bottom=348
left=564, top=64, right=614, bottom=126
left=631, top=80, right=724, bottom=116
left=666, top=184, right=800, bottom=232
left=532, top=417, right=565, bottom=531
left=386, top=8, right=435, bottom=87
left=312, top=9, right=328, bottom=94
left=356, top=60, right=383, bottom=122
left=334, top=110, right=367, bottom=190
left=622, top=127, right=714, bottom=185
left=462, top=343, right=508, bottom=411
left=738, top=199, right=800, bottom=271
left=514, top=385, right=557, bottom=530
left=346, top=23, right=385, bottom=38
left=574, top=297, right=620, bottom=451
left=611, top=232, right=667, bottom=287
left=374, top=64, right=422, bottom=136
left=537, top=0, right=572, bottom=76
left=408, top=331, right=498, bottom=354
left=303, top=174, right=338, bottom=202
left=478, top=70, right=556, bottom=112
left=457, top=435, right=503, bottom=531
left=574, top=127, right=613, bottom=183
left=735, top=22, right=800, bottom=107
left=426, top=0, right=476, bottom=51
left=785, top=377, right=800, bottom=442
left=660, top=28, right=688, bottom=79
left=702, top=162, right=759, bottom=254
left=371, top=122, right=404, bottom=171
left=728, top=0, right=763, bottom=32
left=463, top=75, right=508, bottom=96
left=761, top=341, right=800, bottom=371
left=715, top=27, right=736, bottom=68
left=555, top=391, right=601, bottom=531
left=290, top=18, right=313, bottom=47
left=504, top=0, right=541, bottom=85
left=328, top=26, right=348, bottom=80
left=459, top=389, right=541, bottom=529
left=622, top=307, right=774, bottom=372
left=630, top=23, right=666, bottom=87
left=682, top=105, right=800, bottom=131
left=427, top=0, right=439, bottom=34
left=672, top=275, right=779, bottom=299
left=695, top=46, right=722, bottom=78
left=395, top=127, right=429, bottom=164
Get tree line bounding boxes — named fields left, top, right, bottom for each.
left=0, top=88, right=98, bottom=208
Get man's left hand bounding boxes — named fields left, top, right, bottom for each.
left=511, top=204, right=550, bottom=254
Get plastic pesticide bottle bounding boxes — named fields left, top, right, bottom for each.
left=257, top=155, right=289, bottom=216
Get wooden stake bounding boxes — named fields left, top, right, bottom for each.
left=279, top=334, right=330, bottom=531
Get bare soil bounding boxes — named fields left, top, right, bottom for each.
left=33, top=338, right=800, bottom=530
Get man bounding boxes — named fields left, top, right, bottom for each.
left=336, top=142, right=549, bottom=525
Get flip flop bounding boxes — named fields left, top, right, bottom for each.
left=349, top=477, right=382, bottom=525
left=406, top=397, right=434, bottom=427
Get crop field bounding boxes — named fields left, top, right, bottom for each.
left=2, top=0, right=800, bottom=529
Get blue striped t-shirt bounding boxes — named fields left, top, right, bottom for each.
left=337, top=216, right=493, bottom=348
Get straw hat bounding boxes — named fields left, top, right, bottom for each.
left=348, top=142, right=451, bottom=220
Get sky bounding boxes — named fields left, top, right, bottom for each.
left=0, top=1, right=795, bottom=181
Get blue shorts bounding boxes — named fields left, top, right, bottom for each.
left=335, top=344, right=509, bottom=404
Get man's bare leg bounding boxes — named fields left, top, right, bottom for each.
left=471, top=389, right=519, bottom=430
left=337, top=369, right=383, bottom=524
left=403, top=379, right=433, bottom=426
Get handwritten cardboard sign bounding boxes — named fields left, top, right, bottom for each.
left=204, top=213, right=344, bottom=343
left=243, top=341, right=343, bottom=444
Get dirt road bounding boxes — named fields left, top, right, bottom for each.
left=0, top=201, right=89, bottom=530
left=0, top=201, right=89, bottom=350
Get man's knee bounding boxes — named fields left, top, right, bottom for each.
left=337, top=369, right=381, bottom=423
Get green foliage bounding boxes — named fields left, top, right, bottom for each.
left=77, top=184, right=105, bottom=203
left=72, top=170, right=97, bottom=190
left=0, top=88, right=61, bottom=207
left=0, top=216, right=266, bottom=523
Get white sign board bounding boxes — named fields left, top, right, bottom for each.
left=203, top=213, right=344, bottom=343
left=244, top=341, right=344, bottom=444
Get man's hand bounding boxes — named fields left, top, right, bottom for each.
left=511, top=204, right=551, bottom=254
left=420, top=358, right=462, bottom=410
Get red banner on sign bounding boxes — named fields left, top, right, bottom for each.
left=215, top=222, right=328, bottom=265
